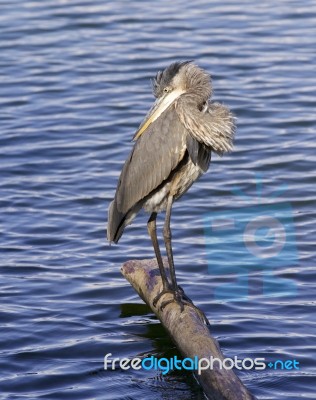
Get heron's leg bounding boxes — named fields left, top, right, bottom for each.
left=158, top=196, right=210, bottom=326
left=147, top=212, right=169, bottom=290
left=148, top=212, right=181, bottom=307
left=163, top=195, right=178, bottom=291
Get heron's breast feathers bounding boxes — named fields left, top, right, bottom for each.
left=176, top=97, right=235, bottom=156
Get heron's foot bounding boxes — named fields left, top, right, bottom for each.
left=176, top=285, right=210, bottom=325
left=177, top=285, right=193, bottom=303
left=152, top=286, right=174, bottom=308
left=153, top=286, right=210, bottom=326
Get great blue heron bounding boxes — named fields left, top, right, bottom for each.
left=107, top=61, right=235, bottom=313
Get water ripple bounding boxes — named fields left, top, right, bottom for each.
left=1, top=0, right=315, bottom=399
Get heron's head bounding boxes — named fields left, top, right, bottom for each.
left=133, top=61, right=212, bottom=140
left=153, top=61, right=212, bottom=101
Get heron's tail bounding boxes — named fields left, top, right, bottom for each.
left=107, top=199, right=125, bottom=244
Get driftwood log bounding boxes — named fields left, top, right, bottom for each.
left=121, top=258, right=257, bottom=400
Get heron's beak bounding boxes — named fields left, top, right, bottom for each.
left=133, top=88, right=185, bottom=140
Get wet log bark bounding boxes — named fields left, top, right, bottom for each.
left=121, top=258, right=257, bottom=400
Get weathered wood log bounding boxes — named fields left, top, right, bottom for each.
left=121, top=258, right=257, bottom=400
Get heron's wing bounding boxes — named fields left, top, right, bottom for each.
left=186, top=134, right=212, bottom=172
left=107, top=105, right=187, bottom=242
left=117, top=105, right=186, bottom=213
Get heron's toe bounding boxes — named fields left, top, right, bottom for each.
left=152, top=287, right=174, bottom=307
left=160, top=291, right=185, bottom=312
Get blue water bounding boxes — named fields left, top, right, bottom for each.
left=1, top=1, right=315, bottom=399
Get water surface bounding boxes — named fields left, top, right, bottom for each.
left=0, top=0, right=315, bottom=399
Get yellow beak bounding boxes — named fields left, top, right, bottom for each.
left=133, top=88, right=185, bottom=141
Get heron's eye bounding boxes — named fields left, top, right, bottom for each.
left=163, top=87, right=171, bottom=93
